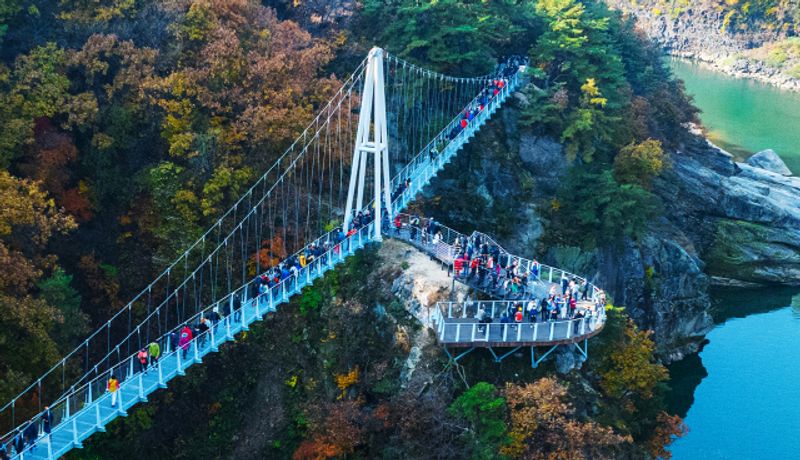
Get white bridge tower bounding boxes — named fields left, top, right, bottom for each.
left=343, top=47, right=393, bottom=240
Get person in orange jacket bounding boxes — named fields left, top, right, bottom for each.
left=107, top=375, right=119, bottom=407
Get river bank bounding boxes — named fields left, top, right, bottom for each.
left=605, top=1, right=800, bottom=93
left=670, top=58, right=800, bottom=175
left=669, top=50, right=800, bottom=93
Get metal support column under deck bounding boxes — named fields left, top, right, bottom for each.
left=531, top=344, right=560, bottom=369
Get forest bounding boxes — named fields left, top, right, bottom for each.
left=0, top=1, right=700, bottom=458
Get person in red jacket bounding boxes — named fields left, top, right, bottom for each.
left=178, top=325, right=193, bottom=358
left=469, top=257, right=480, bottom=279
left=453, top=256, right=465, bottom=278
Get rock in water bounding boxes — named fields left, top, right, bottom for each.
left=746, top=149, right=793, bottom=176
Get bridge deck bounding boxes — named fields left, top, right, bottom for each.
left=3, top=62, right=522, bottom=460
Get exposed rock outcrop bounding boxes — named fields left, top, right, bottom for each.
left=747, top=149, right=793, bottom=176
left=659, top=137, right=800, bottom=286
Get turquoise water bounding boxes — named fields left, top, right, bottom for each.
left=668, top=288, right=800, bottom=459
left=666, top=60, right=800, bottom=457
left=670, top=59, right=800, bottom=174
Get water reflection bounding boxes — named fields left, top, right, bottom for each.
left=668, top=286, right=800, bottom=458
left=709, top=285, right=800, bottom=324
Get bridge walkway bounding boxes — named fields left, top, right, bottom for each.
left=3, top=56, right=523, bottom=460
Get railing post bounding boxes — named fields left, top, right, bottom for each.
left=471, top=324, right=476, bottom=342
left=255, top=294, right=261, bottom=319
left=503, top=324, right=508, bottom=342
left=548, top=266, right=553, bottom=283
left=66, top=393, right=71, bottom=419
left=517, top=323, right=522, bottom=341
left=580, top=318, right=586, bottom=335
left=567, top=320, right=572, bottom=339
left=533, top=323, right=539, bottom=341
left=87, top=382, right=92, bottom=404
left=448, top=303, right=453, bottom=318
left=193, top=339, right=200, bottom=362
left=117, top=383, right=124, bottom=415
left=138, top=372, right=145, bottom=401
left=72, top=417, right=79, bottom=446
left=549, top=322, right=555, bottom=341
left=95, top=401, right=102, bottom=430
left=268, top=288, right=274, bottom=312
left=176, top=347, right=182, bottom=373
left=456, top=324, right=461, bottom=342
left=158, top=357, right=164, bottom=387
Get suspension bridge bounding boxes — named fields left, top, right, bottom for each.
left=0, top=48, right=605, bottom=459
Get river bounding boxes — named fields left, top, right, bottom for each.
left=670, top=58, right=800, bottom=174
left=666, top=60, right=800, bottom=458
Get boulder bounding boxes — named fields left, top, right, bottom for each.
left=746, top=149, right=793, bottom=176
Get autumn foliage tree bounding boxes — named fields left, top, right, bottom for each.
left=0, top=171, right=79, bottom=402
left=502, top=378, right=630, bottom=460
left=613, top=139, right=667, bottom=189
left=591, top=308, right=685, bottom=453
left=293, top=400, right=369, bottom=460
left=600, top=318, right=669, bottom=407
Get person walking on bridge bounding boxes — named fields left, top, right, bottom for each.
left=527, top=299, right=538, bottom=323
left=138, top=347, right=149, bottom=373
left=107, top=375, right=120, bottom=408
left=12, top=429, right=23, bottom=456
left=42, top=405, right=52, bottom=436
left=178, top=325, right=193, bottom=358
left=148, top=341, right=161, bottom=367
left=23, top=419, right=37, bottom=453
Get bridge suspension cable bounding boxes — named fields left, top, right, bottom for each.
left=0, top=48, right=511, bottom=440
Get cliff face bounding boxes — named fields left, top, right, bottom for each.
left=658, top=136, right=800, bottom=286
left=604, top=1, right=800, bottom=91
left=421, top=95, right=800, bottom=361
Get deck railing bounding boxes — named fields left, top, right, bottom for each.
left=431, top=300, right=605, bottom=345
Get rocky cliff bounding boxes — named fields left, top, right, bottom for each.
left=421, top=95, right=800, bottom=361
left=659, top=137, right=800, bottom=287
left=604, top=0, right=800, bottom=91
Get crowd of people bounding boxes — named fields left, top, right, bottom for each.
left=447, top=78, right=509, bottom=141
left=394, top=215, right=605, bottom=336
left=1, top=219, right=375, bottom=457
left=1, top=407, right=48, bottom=459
